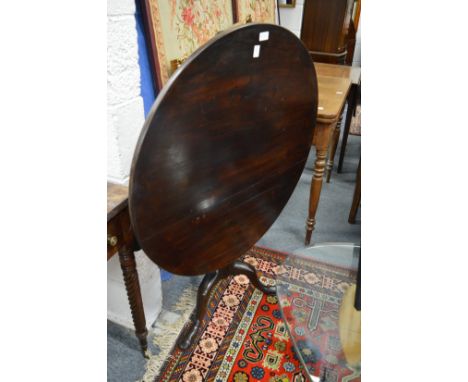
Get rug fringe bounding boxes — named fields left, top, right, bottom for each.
left=138, top=285, right=197, bottom=382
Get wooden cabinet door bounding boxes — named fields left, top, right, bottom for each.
left=300, top=0, right=355, bottom=64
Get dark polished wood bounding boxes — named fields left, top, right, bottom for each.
left=349, top=159, right=361, bottom=224
left=300, top=0, right=355, bottom=64
left=107, top=183, right=148, bottom=357
left=178, top=260, right=275, bottom=349
left=345, top=15, right=357, bottom=65
left=129, top=23, right=318, bottom=276
left=118, top=245, right=149, bottom=356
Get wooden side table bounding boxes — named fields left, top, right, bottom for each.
left=314, top=63, right=361, bottom=181
left=305, top=67, right=352, bottom=244
left=107, top=182, right=149, bottom=357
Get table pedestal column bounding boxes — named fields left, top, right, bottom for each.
left=178, top=261, right=276, bottom=350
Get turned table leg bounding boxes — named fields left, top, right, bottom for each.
left=325, top=114, right=343, bottom=183
left=305, top=121, right=335, bottom=245
left=118, top=245, right=149, bottom=358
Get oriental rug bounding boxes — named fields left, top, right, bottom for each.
left=152, top=246, right=360, bottom=382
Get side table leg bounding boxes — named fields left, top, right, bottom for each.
left=178, top=260, right=275, bottom=350
left=325, top=114, right=343, bottom=183
left=118, top=246, right=149, bottom=358
left=305, top=124, right=332, bottom=245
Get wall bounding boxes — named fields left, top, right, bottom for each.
left=279, top=0, right=305, bottom=38
left=353, top=22, right=361, bottom=66
left=107, top=0, right=162, bottom=330
left=107, top=0, right=146, bottom=183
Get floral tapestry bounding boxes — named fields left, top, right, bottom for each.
left=146, top=0, right=234, bottom=88
left=235, top=0, right=276, bottom=24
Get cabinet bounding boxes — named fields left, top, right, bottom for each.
left=300, top=0, right=356, bottom=64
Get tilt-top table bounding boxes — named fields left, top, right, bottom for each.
left=128, top=23, right=318, bottom=349
left=107, top=39, right=360, bottom=353
left=305, top=63, right=360, bottom=244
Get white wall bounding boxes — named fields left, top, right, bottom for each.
left=107, top=0, right=162, bottom=330
left=107, top=0, right=145, bottom=184
left=279, top=0, right=305, bottom=38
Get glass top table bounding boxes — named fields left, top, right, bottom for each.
left=275, top=244, right=361, bottom=382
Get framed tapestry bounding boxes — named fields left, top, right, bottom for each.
left=233, top=0, right=277, bottom=24
left=141, top=0, right=235, bottom=90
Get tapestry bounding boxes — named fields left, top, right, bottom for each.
left=154, top=247, right=360, bottom=382
left=235, top=0, right=276, bottom=24
left=146, top=0, right=234, bottom=87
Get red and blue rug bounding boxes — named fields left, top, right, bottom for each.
left=155, top=246, right=360, bottom=382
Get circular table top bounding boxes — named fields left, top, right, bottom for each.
left=275, top=244, right=361, bottom=381
left=129, top=23, right=318, bottom=275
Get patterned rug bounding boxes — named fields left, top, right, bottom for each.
left=154, top=247, right=360, bottom=382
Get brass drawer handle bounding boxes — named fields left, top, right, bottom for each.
left=108, top=235, right=118, bottom=247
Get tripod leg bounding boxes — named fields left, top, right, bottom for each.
left=225, top=261, right=276, bottom=295
left=177, top=259, right=276, bottom=349
left=178, top=270, right=221, bottom=350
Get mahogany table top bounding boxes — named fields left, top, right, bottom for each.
left=128, top=24, right=318, bottom=275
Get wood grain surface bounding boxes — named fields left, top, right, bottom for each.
left=315, top=62, right=361, bottom=84
left=107, top=182, right=128, bottom=221
left=315, top=76, right=351, bottom=123
left=129, top=23, right=318, bottom=275
left=300, top=0, right=354, bottom=64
